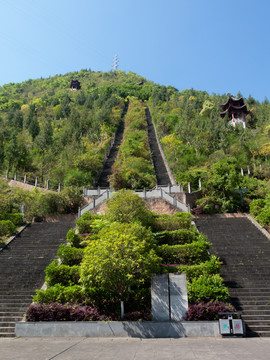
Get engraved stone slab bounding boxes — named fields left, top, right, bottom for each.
left=151, top=274, right=170, bottom=321
left=169, top=273, right=188, bottom=321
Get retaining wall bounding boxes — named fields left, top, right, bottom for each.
left=15, top=321, right=220, bottom=338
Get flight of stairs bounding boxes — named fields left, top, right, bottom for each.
left=0, top=221, right=73, bottom=337
left=194, top=215, right=270, bottom=337
left=145, top=106, right=171, bottom=186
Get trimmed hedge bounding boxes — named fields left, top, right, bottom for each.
left=161, top=255, right=220, bottom=280
left=185, top=301, right=236, bottom=321
left=26, top=303, right=113, bottom=322
left=0, top=220, right=16, bottom=237
left=157, top=238, right=211, bottom=265
left=57, top=244, right=84, bottom=266
left=187, top=274, right=229, bottom=303
left=66, top=228, right=83, bottom=248
left=76, top=214, right=104, bottom=234
left=33, top=284, right=85, bottom=304
left=151, top=213, right=191, bottom=232
left=155, top=229, right=199, bottom=245
left=45, top=260, right=80, bottom=287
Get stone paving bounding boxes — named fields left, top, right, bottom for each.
left=1, top=337, right=270, bottom=360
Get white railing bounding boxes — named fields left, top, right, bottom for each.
left=78, top=187, right=189, bottom=217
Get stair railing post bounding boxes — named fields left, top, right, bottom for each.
left=168, top=183, right=171, bottom=194
left=78, top=207, right=81, bottom=218
left=180, top=182, right=183, bottom=193
left=188, top=182, right=191, bottom=194
left=247, top=166, right=250, bottom=175
left=98, top=186, right=100, bottom=196
left=93, top=198, right=96, bottom=208
left=24, top=174, right=27, bottom=183
left=46, top=180, right=49, bottom=190
left=35, top=177, right=38, bottom=187
left=241, top=168, right=244, bottom=176
left=58, top=183, right=61, bottom=192
left=14, top=172, right=17, bottom=181
left=199, top=179, right=202, bottom=190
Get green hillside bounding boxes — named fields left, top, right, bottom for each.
left=0, top=69, right=270, bottom=218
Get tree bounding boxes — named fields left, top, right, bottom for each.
left=105, top=189, right=153, bottom=227
left=80, top=222, right=161, bottom=304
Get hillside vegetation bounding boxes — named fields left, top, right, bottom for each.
left=0, top=69, right=270, bottom=220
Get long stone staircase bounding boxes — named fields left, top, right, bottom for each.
left=0, top=220, right=74, bottom=337
left=96, top=104, right=128, bottom=188
left=194, top=215, right=270, bottom=337
left=145, top=106, right=171, bottom=186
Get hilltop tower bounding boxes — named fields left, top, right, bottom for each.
left=220, top=97, right=248, bottom=129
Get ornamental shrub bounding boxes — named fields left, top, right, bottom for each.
left=157, top=237, right=210, bottom=265
left=76, top=214, right=104, bottom=234
left=57, top=244, right=84, bottom=266
left=66, top=228, right=83, bottom=248
left=161, top=255, right=220, bottom=280
left=185, top=301, right=236, bottom=321
left=33, top=284, right=85, bottom=304
left=151, top=212, right=191, bottom=232
left=155, top=228, right=199, bottom=245
left=25, top=303, right=113, bottom=322
left=45, top=260, right=80, bottom=287
left=0, top=220, right=16, bottom=236
left=187, top=274, right=229, bottom=303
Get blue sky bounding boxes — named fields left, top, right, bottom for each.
left=0, top=0, right=269, bottom=101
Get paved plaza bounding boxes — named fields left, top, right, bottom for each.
left=1, top=337, right=270, bottom=360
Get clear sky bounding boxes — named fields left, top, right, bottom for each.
left=0, top=0, right=269, bottom=101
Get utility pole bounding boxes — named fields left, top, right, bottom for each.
left=113, top=54, right=119, bottom=71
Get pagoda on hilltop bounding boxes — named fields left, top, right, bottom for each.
left=220, top=96, right=248, bottom=129
left=70, top=80, right=81, bottom=90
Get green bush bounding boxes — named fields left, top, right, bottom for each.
left=0, top=220, right=16, bottom=236
left=250, top=198, right=266, bottom=218
left=33, top=284, right=85, bottom=304
left=151, top=213, right=191, bottom=232
left=161, top=255, right=221, bottom=280
left=155, top=228, right=199, bottom=245
left=1, top=213, right=24, bottom=226
left=187, top=274, right=229, bottom=303
left=45, top=260, right=80, bottom=287
left=57, top=244, right=84, bottom=266
left=66, top=228, right=83, bottom=248
left=76, top=214, right=104, bottom=234
left=105, top=189, right=154, bottom=227
left=157, top=237, right=210, bottom=265
left=256, top=207, right=270, bottom=227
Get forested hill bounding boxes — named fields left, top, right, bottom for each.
left=0, top=69, right=270, bottom=214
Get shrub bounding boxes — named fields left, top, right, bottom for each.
left=161, top=255, right=221, bottom=280
left=25, top=303, right=113, bottom=322
left=250, top=198, right=266, bottom=218
left=151, top=213, right=191, bottom=232
left=0, top=220, right=16, bottom=236
left=185, top=301, right=236, bottom=321
left=76, top=214, right=104, bottom=234
left=1, top=213, right=24, bottom=226
left=155, top=228, right=199, bottom=245
left=187, top=274, right=229, bottom=303
left=57, top=244, right=84, bottom=266
left=105, top=189, right=153, bottom=227
left=45, top=260, right=80, bottom=287
left=33, top=284, right=85, bottom=304
left=157, top=237, right=210, bottom=265
left=66, top=228, right=83, bottom=248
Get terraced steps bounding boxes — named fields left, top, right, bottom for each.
left=0, top=220, right=74, bottom=337
left=194, top=215, right=270, bottom=337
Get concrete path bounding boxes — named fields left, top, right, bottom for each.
left=1, top=337, right=270, bottom=360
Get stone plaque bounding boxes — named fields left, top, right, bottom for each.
left=151, top=274, right=170, bottom=321
left=169, top=273, right=188, bottom=321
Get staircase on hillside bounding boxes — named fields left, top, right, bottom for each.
left=194, top=215, right=270, bottom=337
left=145, top=106, right=171, bottom=186
left=96, top=104, right=128, bottom=188
left=0, top=221, right=74, bottom=337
